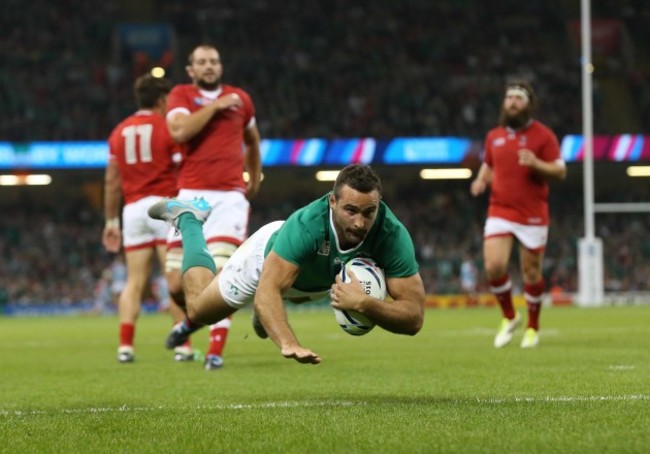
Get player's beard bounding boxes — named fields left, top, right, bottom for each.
left=499, top=106, right=531, bottom=130
left=332, top=213, right=367, bottom=249
left=344, top=227, right=367, bottom=246
left=197, top=77, right=221, bottom=91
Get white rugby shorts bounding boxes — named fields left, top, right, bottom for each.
left=167, top=189, right=250, bottom=246
left=123, top=195, right=171, bottom=250
left=217, top=221, right=331, bottom=309
left=484, top=217, right=548, bottom=251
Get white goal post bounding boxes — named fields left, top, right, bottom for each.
left=576, top=237, right=604, bottom=307
left=576, top=0, right=649, bottom=307
left=576, top=203, right=650, bottom=307
left=576, top=0, right=603, bottom=307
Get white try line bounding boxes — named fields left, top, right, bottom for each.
left=2, top=395, right=648, bottom=418
left=0, top=400, right=366, bottom=417
left=475, top=394, right=650, bottom=404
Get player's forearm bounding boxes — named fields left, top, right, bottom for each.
left=104, top=192, right=121, bottom=223
left=475, top=163, right=492, bottom=185
left=245, top=146, right=262, bottom=191
left=470, top=164, right=491, bottom=196
left=245, top=145, right=261, bottom=178
left=371, top=274, right=425, bottom=335
left=103, top=165, right=122, bottom=221
left=533, top=159, right=567, bottom=180
left=244, top=127, right=262, bottom=175
left=168, top=105, right=219, bottom=143
left=104, top=183, right=121, bottom=219
left=255, top=293, right=301, bottom=350
left=367, top=298, right=424, bottom=335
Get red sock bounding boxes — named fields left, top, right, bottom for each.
left=524, top=280, right=545, bottom=330
left=119, top=323, right=135, bottom=347
left=489, top=274, right=515, bottom=319
left=207, top=316, right=232, bottom=357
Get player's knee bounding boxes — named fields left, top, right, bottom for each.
left=165, top=270, right=183, bottom=296
left=169, top=289, right=186, bottom=310
left=522, top=266, right=543, bottom=283
left=123, top=280, right=146, bottom=299
left=484, top=261, right=507, bottom=280
left=208, top=241, right=238, bottom=270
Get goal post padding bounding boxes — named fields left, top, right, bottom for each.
left=576, top=237, right=604, bottom=307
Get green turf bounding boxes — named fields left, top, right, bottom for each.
left=1, top=305, right=648, bottom=453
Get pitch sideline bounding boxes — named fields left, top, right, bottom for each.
left=2, top=394, right=649, bottom=418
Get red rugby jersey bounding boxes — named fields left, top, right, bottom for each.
left=107, top=110, right=178, bottom=204
left=483, top=120, right=561, bottom=225
left=166, top=84, right=255, bottom=192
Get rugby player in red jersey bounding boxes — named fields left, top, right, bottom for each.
left=103, top=74, right=180, bottom=363
left=164, top=44, right=262, bottom=370
left=471, top=80, right=566, bottom=349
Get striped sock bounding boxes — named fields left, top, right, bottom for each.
left=489, top=275, right=515, bottom=319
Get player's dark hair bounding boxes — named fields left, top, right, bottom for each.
left=188, top=44, right=219, bottom=64
left=333, top=164, right=382, bottom=199
left=134, top=74, right=172, bottom=109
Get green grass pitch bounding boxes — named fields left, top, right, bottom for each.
left=1, top=305, right=649, bottom=453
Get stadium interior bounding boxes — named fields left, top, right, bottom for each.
left=1, top=0, right=649, bottom=310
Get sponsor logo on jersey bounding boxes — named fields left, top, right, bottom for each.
left=493, top=137, right=506, bottom=147
left=193, top=97, right=215, bottom=106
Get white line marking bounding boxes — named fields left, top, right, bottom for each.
left=608, top=365, right=636, bottom=370
left=0, top=400, right=365, bottom=417
left=476, top=394, right=649, bottom=404
left=2, top=395, right=648, bottom=418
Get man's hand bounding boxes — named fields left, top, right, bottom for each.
left=330, top=270, right=367, bottom=311
left=518, top=149, right=537, bottom=167
left=281, top=346, right=322, bottom=364
left=470, top=179, right=486, bottom=196
left=102, top=226, right=121, bottom=253
left=246, top=178, right=261, bottom=200
left=216, top=93, right=243, bottom=111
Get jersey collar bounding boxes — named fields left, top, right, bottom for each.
left=329, top=208, right=364, bottom=254
left=198, top=86, right=223, bottom=99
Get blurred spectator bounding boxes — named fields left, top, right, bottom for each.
left=1, top=182, right=649, bottom=307
left=2, top=0, right=648, bottom=141
left=2, top=1, right=650, bottom=306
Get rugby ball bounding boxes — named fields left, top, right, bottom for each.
left=333, top=258, right=387, bottom=336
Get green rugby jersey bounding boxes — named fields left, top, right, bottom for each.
left=264, top=193, right=419, bottom=293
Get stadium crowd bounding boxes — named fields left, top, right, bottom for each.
left=2, top=0, right=650, bottom=307
left=1, top=185, right=649, bottom=308
left=0, top=193, right=105, bottom=307
left=2, top=0, right=649, bottom=142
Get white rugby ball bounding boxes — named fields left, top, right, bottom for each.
left=333, top=258, right=387, bottom=336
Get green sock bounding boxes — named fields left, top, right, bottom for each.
left=178, top=213, right=217, bottom=274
